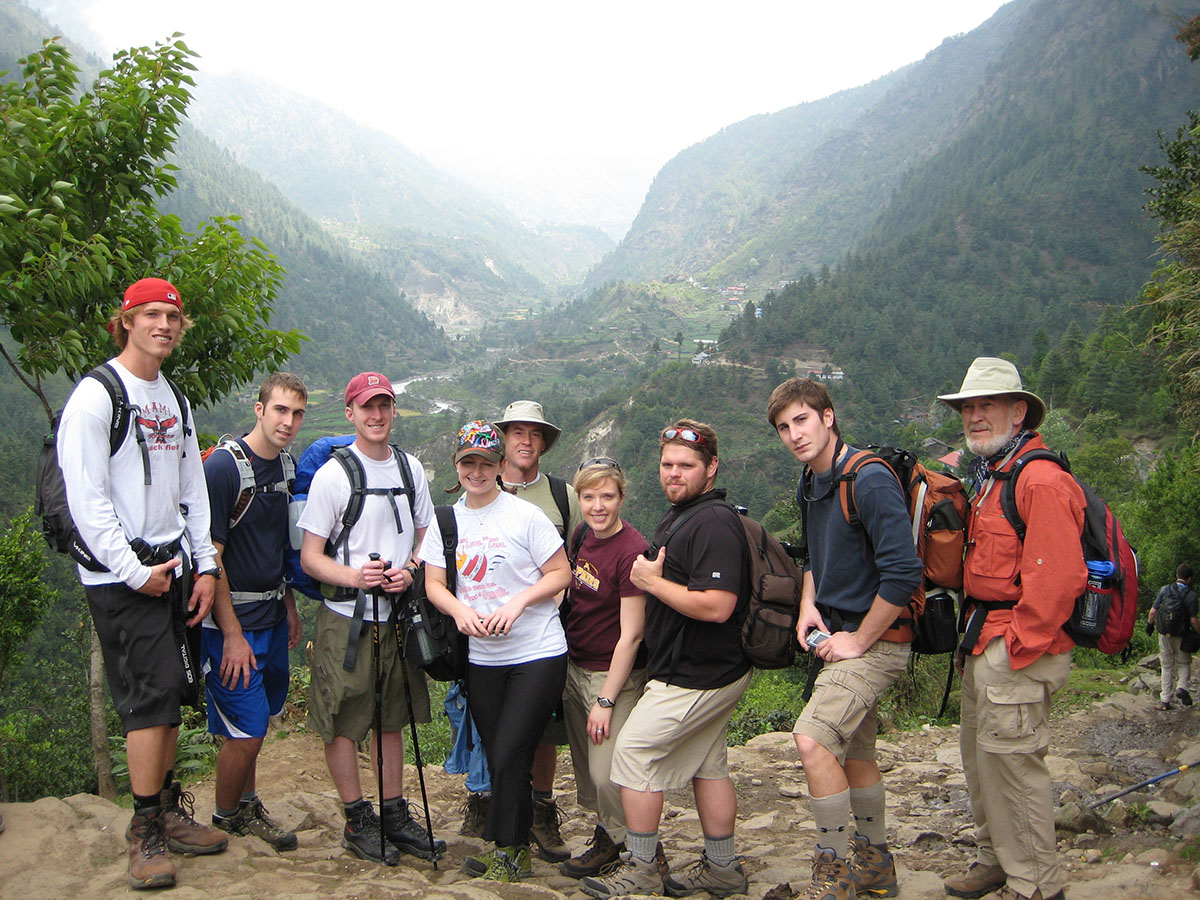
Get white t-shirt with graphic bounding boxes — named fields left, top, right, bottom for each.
left=418, top=491, right=566, bottom=666
left=296, top=443, right=434, bottom=621
left=57, top=359, right=216, bottom=588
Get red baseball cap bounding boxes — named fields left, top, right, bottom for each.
left=122, top=278, right=183, bottom=312
left=345, top=372, right=395, bottom=406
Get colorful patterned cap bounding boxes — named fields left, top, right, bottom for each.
left=455, top=420, right=505, bottom=465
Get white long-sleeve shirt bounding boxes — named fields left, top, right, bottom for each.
left=57, top=359, right=217, bottom=589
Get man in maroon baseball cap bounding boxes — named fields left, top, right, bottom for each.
left=344, top=372, right=395, bottom=407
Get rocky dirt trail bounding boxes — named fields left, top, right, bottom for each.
left=2, top=664, right=1198, bottom=899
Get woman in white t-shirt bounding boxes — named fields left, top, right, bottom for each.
left=419, top=420, right=571, bottom=882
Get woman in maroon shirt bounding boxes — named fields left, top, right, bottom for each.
left=559, top=459, right=650, bottom=880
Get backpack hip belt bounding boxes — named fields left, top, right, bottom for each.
left=230, top=582, right=286, bottom=605
left=957, top=596, right=1017, bottom=655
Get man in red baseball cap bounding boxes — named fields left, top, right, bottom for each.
left=59, top=277, right=225, bottom=888
left=296, top=371, right=445, bottom=866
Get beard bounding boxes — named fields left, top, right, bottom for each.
left=966, top=431, right=1013, bottom=458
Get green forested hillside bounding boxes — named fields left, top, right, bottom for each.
left=588, top=0, right=1198, bottom=290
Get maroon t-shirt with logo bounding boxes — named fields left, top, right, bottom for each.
left=565, top=521, right=650, bottom=670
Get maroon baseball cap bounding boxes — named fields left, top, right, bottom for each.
left=122, top=278, right=182, bottom=312
left=344, top=372, right=395, bottom=406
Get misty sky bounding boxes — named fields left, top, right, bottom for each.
left=27, top=0, right=1011, bottom=234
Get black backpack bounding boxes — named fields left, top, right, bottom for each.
left=655, top=498, right=802, bottom=669
left=36, top=362, right=191, bottom=571
left=1157, top=583, right=1191, bottom=636
left=318, top=443, right=415, bottom=598
left=404, top=505, right=468, bottom=682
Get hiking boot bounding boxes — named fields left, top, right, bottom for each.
left=458, top=791, right=489, bottom=837
left=213, top=798, right=298, bottom=851
left=848, top=832, right=898, bottom=897
left=1179, top=688, right=1194, bottom=707
left=342, top=800, right=399, bottom=866
left=580, top=851, right=666, bottom=899
left=128, top=810, right=177, bottom=890
left=944, top=861, right=1006, bottom=898
left=464, top=843, right=534, bottom=876
left=1158, top=700, right=1175, bottom=711
left=663, top=851, right=748, bottom=897
left=158, top=783, right=228, bottom=856
left=479, top=844, right=533, bottom=882
left=382, top=797, right=446, bottom=860
left=800, top=846, right=855, bottom=900
left=529, top=795, right=570, bottom=862
left=561, top=824, right=622, bottom=878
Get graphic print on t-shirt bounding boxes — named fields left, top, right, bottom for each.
left=573, top=558, right=600, bottom=593
left=456, top=535, right=508, bottom=589
left=135, top=398, right=182, bottom=451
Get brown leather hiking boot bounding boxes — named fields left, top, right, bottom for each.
left=801, top=846, right=855, bottom=900
left=458, top=791, right=489, bottom=837
left=561, top=824, right=622, bottom=878
left=128, top=810, right=177, bottom=890
left=944, top=862, right=1006, bottom=898
left=528, top=796, right=569, bottom=862
left=848, top=832, right=898, bottom=897
left=159, top=782, right=228, bottom=855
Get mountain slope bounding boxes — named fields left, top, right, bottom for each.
left=190, top=74, right=613, bottom=299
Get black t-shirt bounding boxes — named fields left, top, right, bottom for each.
left=644, top=489, right=750, bottom=689
left=204, top=438, right=288, bottom=631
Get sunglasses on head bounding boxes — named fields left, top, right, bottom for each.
left=661, top=427, right=708, bottom=448
left=578, top=456, right=622, bottom=473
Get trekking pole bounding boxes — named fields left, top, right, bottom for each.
left=1086, top=764, right=1190, bottom=809
left=394, top=594, right=442, bottom=869
left=368, top=553, right=388, bottom=865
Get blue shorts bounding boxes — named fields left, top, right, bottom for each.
left=202, top=619, right=290, bottom=739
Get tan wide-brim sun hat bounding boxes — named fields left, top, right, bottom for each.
left=937, top=356, right=1046, bottom=431
left=493, top=400, right=562, bottom=452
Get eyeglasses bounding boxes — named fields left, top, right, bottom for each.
left=578, top=456, right=622, bottom=472
left=661, top=427, right=708, bottom=448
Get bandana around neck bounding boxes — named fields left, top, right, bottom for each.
left=967, top=430, right=1033, bottom=493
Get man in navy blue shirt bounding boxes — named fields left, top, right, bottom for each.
left=203, top=373, right=307, bottom=850
left=769, top=378, right=921, bottom=900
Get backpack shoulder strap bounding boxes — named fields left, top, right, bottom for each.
left=656, top=497, right=731, bottom=551
left=568, top=521, right=591, bottom=567
left=434, top=505, right=458, bottom=594
left=996, top=448, right=1068, bottom=542
left=391, top=443, right=416, bottom=519
left=547, top=474, right=571, bottom=539
left=838, top=450, right=898, bottom=529
left=85, top=363, right=131, bottom=457
left=329, top=444, right=366, bottom=557
left=280, top=449, right=296, bottom=492
left=164, top=375, right=192, bottom=439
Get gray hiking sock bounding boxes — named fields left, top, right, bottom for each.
left=626, top=829, right=660, bottom=864
left=811, top=788, right=851, bottom=859
left=850, top=781, right=888, bottom=848
left=704, top=832, right=737, bottom=867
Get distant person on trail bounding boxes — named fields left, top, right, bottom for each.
left=492, top=400, right=582, bottom=862
left=559, top=458, right=650, bottom=880
left=203, top=372, right=307, bottom=851
left=769, top=377, right=922, bottom=900
left=58, top=277, right=227, bottom=890
left=1148, top=563, right=1199, bottom=710
left=581, top=419, right=751, bottom=900
left=938, top=356, right=1085, bottom=900
left=418, top=420, right=573, bottom=882
left=296, top=372, right=444, bottom=866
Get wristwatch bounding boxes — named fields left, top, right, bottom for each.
left=197, top=567, right=222, bottom=580
left=596, top=696, right=615, bottom=709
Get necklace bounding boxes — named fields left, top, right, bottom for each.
left=463, top=495, right=498, bottom=528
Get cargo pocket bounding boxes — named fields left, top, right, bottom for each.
left=979, top=680, right=1048, bottom=754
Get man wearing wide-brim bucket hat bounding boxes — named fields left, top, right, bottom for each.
left=937, top=356, right=1082, bottom=900
left=937, top=356, right=1046, bottom=432
left=487, top=399, right=581, bottom=862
